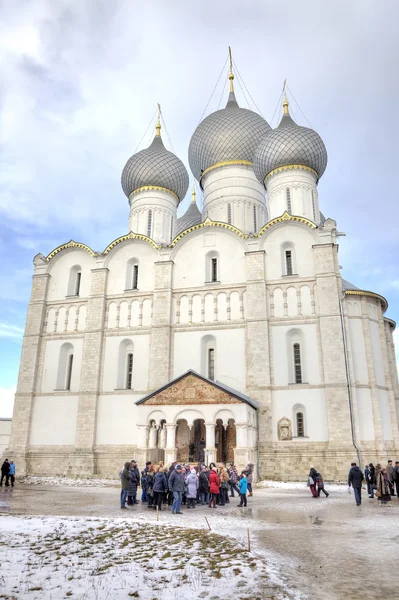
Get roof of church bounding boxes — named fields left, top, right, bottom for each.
left=135, top=369, right=259, bottom=409
left=176, top=199, right=203, bottom=235
left=341, top=279, right=361, bottom=291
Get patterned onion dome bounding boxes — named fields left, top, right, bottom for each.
left=253, top=100, right=328, bottom=184
left=176, top=189, right=203, bottom=235
left=188, top=90, right=272, bottom=182
left=121, top=129, right=189, bottom=203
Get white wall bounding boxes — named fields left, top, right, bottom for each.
left=173, top=328, right=246, bottom=392
left=262, top=223, right=316, bottom=280
left=0, top=419, right=11, bottom=459
left=272, top=389, right=328, bottom=441
left=355, top=389, right=375, bottom=441
left=96, top=394, right=140, bottom=445
left=47, top=249, right=94, bottom=301
left=172, top=230, right=246, bottom=288
left=348, top=317, right=369, bottom=384
left=41, top=338, right=84, bottom=393
left=272, top=323, right=321, bottom=386
left=30, top=395, right=78, bottom=445
left=105, top=240, right=157, bottom=295
left=102, top=334, right=150, bottom=392
left=265, top=169, right=319, bottom=223
left=378, top=389, right=393, bottom=440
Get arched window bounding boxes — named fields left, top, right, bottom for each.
left=281, top=242, right=296, bottom=276
left=286, top=188, right=292, bottom=214
left=147, top=209, right=153, bottom=238
left=205, top=251, right=220, bottom=283
left=293, top=343, right=302, bottom=383
left=296, top=412, right=304, bottom=437
left=67, top=265, right=82, bottom=296
left=125, top=259, right=139, bottom=291
left=56, top=342, right=74, bottom=390
left=201, top=335, right=216, bottom=381
left=286, top=329, right=305, bottom=384
left=293, top=404, right=306, bottom=437
left=227, top=203, right=232, bottom=224
left=117, top=339, right=134, bottom=389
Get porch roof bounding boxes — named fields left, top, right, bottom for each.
left=135, top=370, right=259, bottom=410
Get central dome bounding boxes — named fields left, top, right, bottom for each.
left=188, top=91, right=271, bottom=182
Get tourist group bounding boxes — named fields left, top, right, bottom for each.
left=119, top=461, right=254, bottom=513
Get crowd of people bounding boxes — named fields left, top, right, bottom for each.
left=1, top=459, right=16, bottom=487
left=308, top=460, right=399, bottom=506
left=119, top=460, right=254, bottom=513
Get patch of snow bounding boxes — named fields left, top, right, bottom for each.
left=257, top=480, right=351, bottom=493
left=18, top=476, right=120, bottom=487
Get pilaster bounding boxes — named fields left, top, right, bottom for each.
left=7, top=259, right=50, bottom=475
left=148, top=260, right=173, bottom=389
left=69, top=267, right=108, bottom=477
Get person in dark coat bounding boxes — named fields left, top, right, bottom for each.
left=316, top=472, right=329, bottom=497
left=120, top=462, right=131, bottom=509
left=208, top=467, right=220, bottom=508
left=153, top=467, right=168, bottom=510
left=1, top=459, right=10, bottom=487
left=367, top=463, right=376, bottom=498
left=308, top=467, right=319, bottom=498
left=386, top=460, right=395, bottom=496
left=229, top=463, right=240, bottom=497
left=146, top=465, right=156, bottom=508
left=127, top=462, right=140, bottom=506
left=393, top=461, right=399, bottom=499
left=169, top=464, right=185, bottom=514
left=199, top=466, right=210, bottom=505
left=348, top=462, right=364, bottom=505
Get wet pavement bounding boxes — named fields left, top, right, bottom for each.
left=1, top=483, right=399, bottom=599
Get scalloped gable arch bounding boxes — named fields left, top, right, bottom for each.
left=256, top=211, right=317, bottom=238
left=46, top=240, right=96, bottom=262
left=103, top=231, right=160, bottom=256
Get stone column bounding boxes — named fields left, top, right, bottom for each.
left=148, top=260, right=173, bottom=390
left=244, top=248, right=272, bottom=473
left=68, top=267, right=109, bottom=477
left=7, top=255, right=50, bottom=475
left=205, top=423, right=216, bottom=464
left=136, top=425, right=148, bottom=449
left=164, top=423, right=177, bottom=464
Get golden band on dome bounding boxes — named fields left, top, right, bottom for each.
left=265, top=164, right=318, bottom=181
left=201, top=160, right=253, bottom=179
left=129, top=185, right=179, bottom=202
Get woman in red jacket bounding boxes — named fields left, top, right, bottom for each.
left=208, top=467, right=220, bottom=508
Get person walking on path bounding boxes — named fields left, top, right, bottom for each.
left=377, top=466, right=393, bottom=506
left=316, top=472, right=329, bottom=497
left=386, top=460, right=395, bottom=496
left=199, top=466, right=209, bottom=505
left=229, top=463, right=240, bottom=497
left=153, top=467, right=168, bottom=511
left=308, top=468, right=319, bottom=498
left=1, top=459, right=10, bottom=487
left=348, top=462, right=364, bottom=506
left=146, top=465, right=156, bottom=509
left=8, top=461, right=15, bottom=487
left=169, top=464, right=185, bottom=514
left=120, top=462, right=131, bottom=509
left=186, top=468, right=199, bottom=508
left=237, top=473, right=248, bottom=507
left=209, top=467, right=220, bottom=508
left=393, top=461, right=399, bottom=499
left=242, top=463, right=254, bottom=496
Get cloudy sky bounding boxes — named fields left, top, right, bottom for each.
left=1, top=0, right=398, bottom=417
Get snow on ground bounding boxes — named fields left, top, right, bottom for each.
left=0, top=514, right=298, bottom=600
left=257, top=480, right=350, bottom=493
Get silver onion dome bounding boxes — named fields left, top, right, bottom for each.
left=253, top=99, right=328, bottom=184
left=121, top=128, right=189, bottom=203
left=188, top=89, right=272, bottom=182
left=176, top=189, right=203, bottom=235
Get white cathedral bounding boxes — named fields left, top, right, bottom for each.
left=7, top=61, right=399, bottom=481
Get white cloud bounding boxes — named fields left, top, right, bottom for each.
left=0, top=323, right=24, bottom=341
left=0, top=387, right=16, bottom=418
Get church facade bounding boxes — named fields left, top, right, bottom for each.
left=7, top=65, right=399, bottom=480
